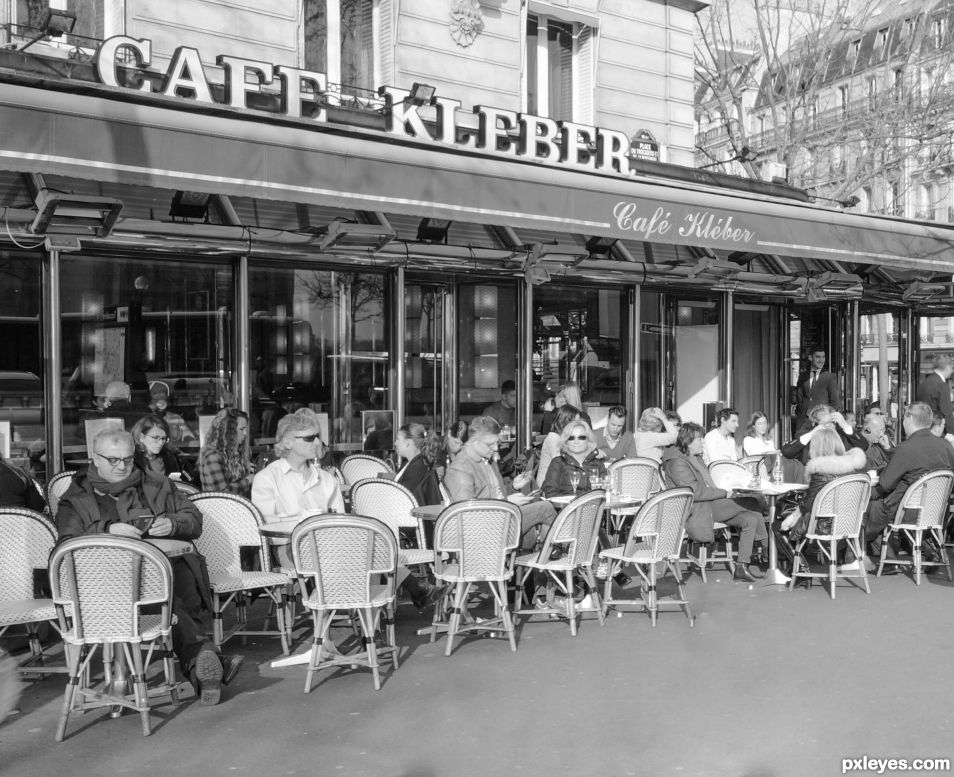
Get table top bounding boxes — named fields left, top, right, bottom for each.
left=258, top=519, right=304, bottom=537
left=146, top=538, right=192, bottom=557
left=734, top=481, right=808, bottom=496
left=411, top=504, right=445, bottom=521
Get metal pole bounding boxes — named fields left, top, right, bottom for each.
left=630, top=284, right=640, bottom=418
left=234, top=253, right=250, bottom=415
left=722, top=289, right=734, bottom=406
left=847, top=300, right=861, bottom=416
left=519, top=277, right=533, bottom=449
left=43, top=248, right=63, bottom=473
left=392, top=266, right=406, bottom=426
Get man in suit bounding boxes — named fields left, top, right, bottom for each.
left=863, top=401, right=954, bottom=564
left=915, top=353, right=954, bottom=435
left=794, top=349, right=840, bottom=430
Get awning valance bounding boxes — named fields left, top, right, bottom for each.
left=2, top=80, right=953, bottom=273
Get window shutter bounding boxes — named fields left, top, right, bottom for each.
left=576, top=24, right=594, bottom=124
left=378, top=0, right=394, bottom=86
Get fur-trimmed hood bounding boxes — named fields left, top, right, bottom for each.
left=804, top=447, right=866, bottom=477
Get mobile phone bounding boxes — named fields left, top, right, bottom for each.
left=134, top=514, right=155, bottom=535
left=526, top=488, right=543, bottom=498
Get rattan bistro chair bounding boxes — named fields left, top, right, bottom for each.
left=46, top=471, right=76, bottom=519
left=877, top=470, right=954, bottom=585
left=349, top=477, right=435, bottom=569
left=790, top=474, right=872, bottom=599
left=601, top=487, right=695, bottom=627
left=0, top=508, right=61, bottom=674
left=431, top=500, right=521, bottom=656
left=708, top=460, right=753, bottom=490
left=513, top=490, right=605, bottom=636
left=290, top=514, right=399, bottom=692
left=340, top=454, right=391, bottom=486
left=49, top=536, right=180, bottom=741
left=189, top=493, right=292, bottom=654
left=604, top=458, right=661, bottom=542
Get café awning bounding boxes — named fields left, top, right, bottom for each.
left=1, top=77, right=953, bottom=274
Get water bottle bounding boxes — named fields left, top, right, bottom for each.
left=772, top=455, right=783, bottom=485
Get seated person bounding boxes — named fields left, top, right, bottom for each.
left=861, top=414, right=894, bottom=472
left=148, top=381, right=195, bottom=443
left=0, top=454, right=45, bottom=511
left=444, top=416, right=556, bottom=551
left=198, top=408, right=253, bottom=497
left=437, top=418, right=468, bottom=479
left=702, top=407, right=741, bottom=465
left=392, top=422, right=443, bottom=506
left=661, top=422, right=767, bottom=582
left=252, top=414, right=436, bottom=611
left=632, top=407, right=678, bottom=462
left=774, top=428, right=866, bottom=574
left=594, top=405, right=636, bottom=462
left=56, top=430, right=241, bottom=705
left=541, top=420, right=606, bottom=498
left=742, top=412, right=776, bottom=457
left=482, top=380, right=517, bottom=429
left=782, top=404, right=867, bottom=467
left=131, top=414, right=187, bottom=480
left=863, top=401, right=954, bottom=563
left=536, top=405, right=581, bottom=488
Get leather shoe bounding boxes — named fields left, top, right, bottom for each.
left=733, top=564, right=764, bottom=583
left=410, top=582, right=442, bottom=611
left=613, top=572, right=631, bottom=587
left=221, top=654, right=244, bottom=686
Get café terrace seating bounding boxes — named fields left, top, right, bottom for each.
left=340, top=454, right=391, bottom=486
left=604, top=457, right=660, bottom=542
left=49, top=535, right=180, bottom=741
left=290, top=514, right=399, bottom=692
left=790, top=474, right=872, bottom=599
left=348, top=477, right=435, bottom=570
left=45, top=471, right=76, bottom=519
left=877, top=469, right=954, bottom=585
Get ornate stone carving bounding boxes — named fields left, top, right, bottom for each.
left=450, top=0, right=484, bottom=47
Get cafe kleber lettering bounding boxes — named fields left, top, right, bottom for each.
left=614, top=201, right=757, bottom=246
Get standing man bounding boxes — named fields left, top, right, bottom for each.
left=915, top=353, right=954, bottom=435
left=795, top=350, right=840, bottom=431
left=702, top=408, right=740, bottom=465
left=595, top=406, right=638, bottom=461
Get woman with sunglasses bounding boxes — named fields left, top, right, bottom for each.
left=198, top=408, right=253, bottom=496
left=540, top=420, right=605, bottom=498
left=131, top=414, right=184, bottom=479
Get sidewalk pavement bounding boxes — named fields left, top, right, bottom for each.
left=3, top=569, right=953, bottom=777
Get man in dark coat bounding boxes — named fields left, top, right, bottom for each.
left=794, top=350, right=840, bottom=431
left=863, top=402, right=954, bottom=561
left=915, top=353, right=954, bottom=435
left=56, top=430, right=241, bottom=705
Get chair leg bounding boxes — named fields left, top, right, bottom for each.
left=580, top=567, right=604, bottom=627
left=565, top=570, right=578, bottom=637
left=386, top=602, right=399, bottom=670
left=356, top=609, right=380, bottom=691
left=212, top=593, right=224, bottom=648
left=697, top=543, right=708, bottom=582
left=492, top=580, right=517, bottom=652
left=304, top=610, right=329, bottom=694
left=912, top=529, right=922, bottom=586
left=124, top=643, right=152, bottom=737
left=54, top=644, right=86, bottom=742
left=646, top=563, right=657, bottom=627
left=670, top=561, right=694, bottom=626
left=445, top=583, right=467, bottom=657
left=851, top=539, right=870, bottom=595
left=162, top=637, right=180, bottom=707
left=877, top=529, right=890, bottom=577
left=828, top=540, right=837, bottom=600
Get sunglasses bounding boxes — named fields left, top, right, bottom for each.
left=95, top=453, right=135, bottom=468
left=294, top=434, right=321, bottom=443
left=567, top=435, right=588, bottom=441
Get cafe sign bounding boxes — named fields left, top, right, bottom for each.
left=91, top=37, right=760, bottom=250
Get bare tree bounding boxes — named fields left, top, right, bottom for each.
left=696, top=0, right=954, bottom=208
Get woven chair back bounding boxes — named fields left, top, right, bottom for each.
left=327, top=466, right=346, bottom=490
left=539, top=490, right=605, bottom=567
left=0, top=508, right=56, bottom=603
left=607, top=458, right=660, bottom=500
left=189, top=493, right=268, bottom=577
left=46, top=471, right=76, bottom=518
left=340, top=454, right=390, bottom=486
left=350, top=477, right=419, bottom=531
left=811, top=474, right=872, bottom=538
left=623, top=487, right=693, bottom=559
left=434, top=500, right=521, bottom=580
left=893, top=469, right=954, bottom=529
left=291, top=514, right=397, bottom=608
left=439, top=481, right=452, bottom=506
left=708, top=460, right=751, bottom=490
left=49, top=536, right=173, bottom=643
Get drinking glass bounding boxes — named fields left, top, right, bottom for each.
left=569, top=472, right=581, bottom=495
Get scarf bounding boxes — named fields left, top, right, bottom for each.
left=87, top=468, right=146, bottom=523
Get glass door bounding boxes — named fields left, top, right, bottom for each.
left=667, top=296, right=720, bottom=428
left=404, top=281, right=448, bottom=432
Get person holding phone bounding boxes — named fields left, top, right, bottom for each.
left=131, top=414, right=186, bottom=480
left=56, top=429, right=242, bottom=706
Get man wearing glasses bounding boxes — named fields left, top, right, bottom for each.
left=56, top=430, right=242, bottom=706
left=444, top=416, right=556, bottom=550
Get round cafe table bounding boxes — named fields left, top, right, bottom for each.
left=145, top=538, right=192, bottom=557
left=411, top=504, right=445, bottom=522
left=257, top=519, right=303, bottom=538
left=731, top=480, right=808, bottom=587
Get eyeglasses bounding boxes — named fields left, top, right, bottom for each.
left=567, top=435, right=588, bottom=441
left=94, top=453, right=135, bottom=468
left=294, top=434, right=321, bottom=443
left=144, top=434, right=168, bottom=443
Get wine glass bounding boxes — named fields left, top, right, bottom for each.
left=569, top=471, right=581, bottom=495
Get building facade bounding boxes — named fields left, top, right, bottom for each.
left=2, top=0, right=953, bottom=476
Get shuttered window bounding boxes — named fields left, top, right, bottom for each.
left=525, top=12, right=595, bottom=123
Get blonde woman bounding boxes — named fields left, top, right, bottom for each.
left=541, top=419, right=605, bottom=498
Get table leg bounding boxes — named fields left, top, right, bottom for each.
left=761, top=494, right=791, bottom=586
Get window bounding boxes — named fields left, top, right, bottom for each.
left=891, top=182, right=903, bottom=216
left=893, top=68, right=904, bottom=100
left=877, top=28, right=889, bottom=55
left=811, top=98, right=818, bottom=127
left=866, top=76, right=877, bottom=109
left=839, top=85, right=849, bottom=116
left=862, top=186, right=873, bottom=212
left=850, top=39, right=861, bottom=67
left=526, top=13, right=595, bottom=122
left=934, top=17, right=946, bottom=48
left=919, top=183, right=935, bottom=220
left=304, top=0, right=376, bottom=93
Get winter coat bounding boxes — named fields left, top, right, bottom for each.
left=788, top=447, right=866, bottom=540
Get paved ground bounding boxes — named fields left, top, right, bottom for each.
left=3, top=569, right=953, bottom=777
